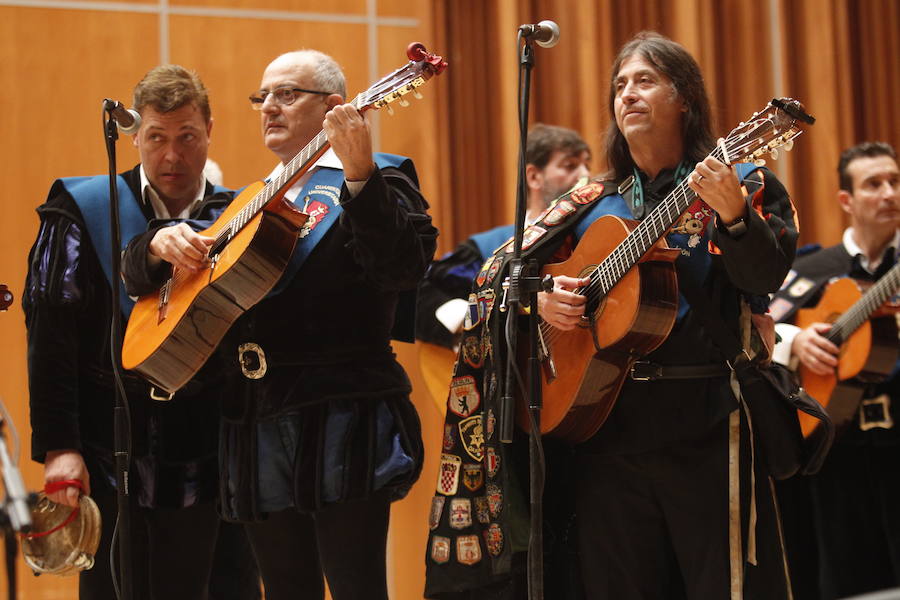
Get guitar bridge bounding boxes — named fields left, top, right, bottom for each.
left=157, top=279, right=171, bottom=325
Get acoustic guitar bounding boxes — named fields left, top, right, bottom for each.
left=795, top=262, right=900, bottom=436
left=122, top=44, right=448, bottom=394
left=528, top=98, right=815, bottom=443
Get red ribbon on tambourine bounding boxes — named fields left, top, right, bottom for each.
left=19, top=479, right=101, bottom=576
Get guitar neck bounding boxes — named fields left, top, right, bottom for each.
left=219, top=94, right=367, bottom=244
left=589, top=146, right=726, bottom=295
left=829, top=261, right=900, bottom=343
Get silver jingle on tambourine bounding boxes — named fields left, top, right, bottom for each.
left=20, top=492, right=102, bottom=576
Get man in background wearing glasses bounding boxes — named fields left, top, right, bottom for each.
left=122, top=49, right=437, bottom=600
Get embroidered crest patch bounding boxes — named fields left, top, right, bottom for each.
left=475, top=257, right=493, bottom=287
left=431, top=536, right=450, bottom=564
left=768, top=297, right=795, bottom=322
left=477, top=289, right=496, bottom=324
left=486, top=447, right=500, bottom=478
left=456, top=535, right=482, bottom=565
left=507, top=225, right=547, bottom=252
left=437, top=454, right=462, bottom=496
left=442, top=423, right=456, bottom=452
left=486, top=483, right=503, bottom=517
left=429, top=496, right=445, bottom=530
left=474, top=496, right=490, bottom=524
left=543, top=199, right=577, bottom=226
left=463, top=293, right=480, bottom=330
left=462, top=335, right=483, bottom=369
left=463, top=463, right=484, bottom=492
left=448, top=376, right=480, bottom=418
left=486, top=257, right=502, bottom=286
left=458, top=414, right=485, bottom=462
left=570, top=181, right=605, bottom=204
left=449, top=498, right=473, bottom=530
left=297, top=200, right=330, bottom=239
left=779, top=269, right=797, bottom=291
left=484, top=523, right=504, bottom=556
left=788, top=277, right=814, bottom=298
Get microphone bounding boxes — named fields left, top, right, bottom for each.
left=0, top=431, right=31, bottom=533
left=104, top=99, right=142, bottom=135
left=519, top=20, right=560, bottom=48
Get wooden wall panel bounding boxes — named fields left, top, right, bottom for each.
left=170, top=0, right=366, bottom=12
left=0, top=7, right=158, bottom=598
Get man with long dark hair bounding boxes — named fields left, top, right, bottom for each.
left=540, top=31, right=798, bottom=599
left=424, top=31, right=799, bottom=599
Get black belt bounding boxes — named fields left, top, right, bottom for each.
left=629, top=360, right=730, bottom=381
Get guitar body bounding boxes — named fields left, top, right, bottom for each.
left=122, top=181, right=308, bottom=393
left=520, top=215, right=681, bottom=442
left=796, top=277, right=900, bottom=436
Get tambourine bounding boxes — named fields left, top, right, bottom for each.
left=20, top=480, right=102, bottom=576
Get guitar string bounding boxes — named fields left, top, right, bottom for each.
left=163, top=65, right=424, bottom=293
left=536, top=114, right=792, bottom=351
left=828, top=262, right=900, bottom=343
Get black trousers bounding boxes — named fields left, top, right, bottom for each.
left=574, top=418, right=790, bottom=600
left=80, top=485, right=220, bottom=600
left=244, top=492, right=391, bottom=600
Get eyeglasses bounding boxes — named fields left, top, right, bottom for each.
left=249, top=86, right=330, bottom=110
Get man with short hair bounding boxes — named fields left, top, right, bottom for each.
left=25, top=65, right=233, bottom=599
left=771, top=141, right=900, bottom=599
left=123, top=49, right=436, bottom=600
left=416, top=123, right=590, bottom=350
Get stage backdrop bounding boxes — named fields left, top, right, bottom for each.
left=0, top=0, right=897, bottom=598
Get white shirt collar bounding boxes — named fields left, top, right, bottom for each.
left=843, top=227, right=900, bottom=273
left=139, top=165, right=208, bottom=220
left=265, top=148, right=344, bottom=203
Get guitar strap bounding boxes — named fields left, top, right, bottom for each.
left=425, top=179, right=617, bottom=596
left=62, top=174, right=228, bottom=318
left=768, top=245, right=855, bottom=323
left=268, top=152, right=412, bottom=296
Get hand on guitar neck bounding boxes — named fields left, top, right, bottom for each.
left=686, top=155, right=747, bottom=224
left=792, top=322, right=841, bottom=376
left=148, top=222, right=215, bottom=273
left=323, top=104, right=376, bottom=182
left=537, top=275, right=590, bottom=330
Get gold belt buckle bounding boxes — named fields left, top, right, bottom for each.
left=859, top=394, right=893, bottom=431
left=238, top=342, right=268, bottom=379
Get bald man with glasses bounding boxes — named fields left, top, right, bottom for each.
left=123, top=49, right=436, bottom=600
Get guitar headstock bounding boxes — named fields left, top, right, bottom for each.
left=356, top=43, right=448, bottom=114
left=721, top=98, right=815, bottom=166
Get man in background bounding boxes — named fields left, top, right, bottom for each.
left=771, top=141, right=900, bottom=599
left=416, top=123, right=590, bottom=350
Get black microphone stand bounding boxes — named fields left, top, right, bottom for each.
left=102, top=101, right=134, bottom=600
left=498, top=32, right=552, bottom=600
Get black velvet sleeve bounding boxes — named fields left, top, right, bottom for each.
left=122, top=190, right=231, bottom=297
left=23, top=191, right=94, bottom=461
left=709, top=167, right=799, bottom=294
left=338, top=163, right=438, bottom=291
left=415, top=239, right=483, bottom=348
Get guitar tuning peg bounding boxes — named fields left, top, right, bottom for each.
left=754, top=158, right=766, bottom=167
left=398, top=98, right=410, bottom=107
left=770, top=148, right=780, bottom=161
left=784, top=139, right=794, bottom=151
left=413, top=90, right=423, bottom=100
left=386, top=104, right=394, bottom=115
